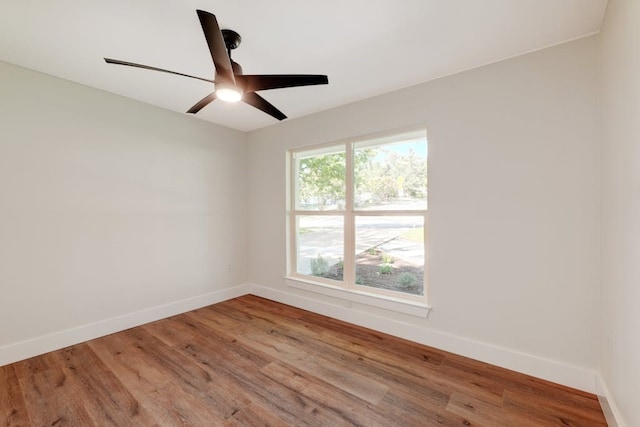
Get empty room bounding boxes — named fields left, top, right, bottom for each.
left=0, top=0, right=637, bottom=425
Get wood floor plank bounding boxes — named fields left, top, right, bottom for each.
left=232, top=295, right=447, bottom=366
left=446, top=391, right=516, bottom=427
left=220, top=296, right=445, bottom=376
left=116, top=326, right=243, bottom=422
left=217, top=298, right=473, bottom=408
left=226, top=295, right=447, bottom=371
left=52, top=343, right=157, bottom=426
left=440, top=354, right=605, bottom=416
left=144, top=314, right=325, bottom=425
left=260, top=361, right=393, bottom=427
left=0, top=364, right=31, bottom=426
left=223, top=295, right=476, bottom=408
left=376, top=390, right=473, bottom=426
left=502, top=389, right=610, bottom=426
left=88, top=333, right=222, bottom=426
left=146, top=314, right=271, bottom=372
left=0, top=295, right=607, bottom=426
left=217, top=296, right=507, bottom=419
left=14, top=353, right=95, bottom=426
left=193, top=305, right=391, bottom=405
left=220, top=402, right=291, bottom=427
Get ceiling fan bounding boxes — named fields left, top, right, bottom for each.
left=104, top=10, right=328, bottom=121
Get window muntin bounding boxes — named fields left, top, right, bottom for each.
left=289, top=128, right=427, bottom=302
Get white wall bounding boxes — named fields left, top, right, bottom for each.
left=598, top=0, right=640, bottom=425
left=247, top=37, right=600, bottom=390
left=0, top=61, right=248, bottom=364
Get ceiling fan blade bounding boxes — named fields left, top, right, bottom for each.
left=237, top=74, right=328, bottom=93
left=196, top=10, right=235, bottom=84
left=104, top=58, right=214, bottom=84
left=243, top=92, right=287, bottom=121
left=187, top=92, right=217, bottom=114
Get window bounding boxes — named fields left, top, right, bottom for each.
left=287, top=128, right=427, bottom=305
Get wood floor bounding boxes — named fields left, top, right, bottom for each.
left=1, top=295, right=606, bottom=426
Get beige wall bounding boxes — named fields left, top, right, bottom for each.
left=0, top=61, right=249, bottom=360
left=598, top=0, right=640, bottom=425
left=248, top=36, right=599, bottom=386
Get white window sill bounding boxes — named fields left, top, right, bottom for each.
left=284, top=276, right=431, bottom=318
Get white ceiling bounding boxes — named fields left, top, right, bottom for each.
left=0, top=0, right=607, bottom=132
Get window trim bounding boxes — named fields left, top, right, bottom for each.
left=286, top=126, right=429, bottom=313
left=285, top=276, right=431, bottom=318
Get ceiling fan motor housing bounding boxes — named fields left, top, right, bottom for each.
left=222, top=29, right=242, bottom=50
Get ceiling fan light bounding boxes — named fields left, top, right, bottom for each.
left=216, top=84, right=243, bottom=102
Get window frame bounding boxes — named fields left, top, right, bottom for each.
left=286, top=127, right=430, bottom=313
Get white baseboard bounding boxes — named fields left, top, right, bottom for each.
left=597, top=374, right=626, bottom=427
left=248, top=283, right=598, bottom=394
left=1, top=281, right=600, bottom=398
left=0, top=284, right=250, bottom=367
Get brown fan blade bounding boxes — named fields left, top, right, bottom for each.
left=243, top=92, right=287, bottom=121
left=196, top=10, right=235, bottom=85
left=187, top=92, right=217, bottom=114
left=236, top=74, right=328, bottom=93
left=104, top=58, right=214, bottom=84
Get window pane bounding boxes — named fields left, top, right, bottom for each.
left=354, top=136, right=427, bottom=210
left=295, top=148, right=345, bottom=211
left=355, top=216, right=424, bottom=295
left=296, top=215, right=344, bottom=281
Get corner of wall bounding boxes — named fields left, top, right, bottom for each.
left=597, top=374, right=627, bottom=427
